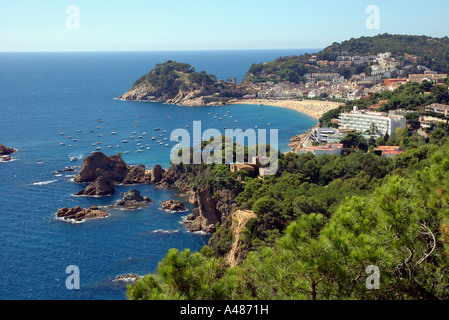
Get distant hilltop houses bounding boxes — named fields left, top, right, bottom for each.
left=240, top=51, right=448, bottom=102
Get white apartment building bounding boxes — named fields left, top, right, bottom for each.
left=339, top=107, right=406, bottom=137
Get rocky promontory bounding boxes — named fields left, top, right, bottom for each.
left=117, top=61, right=233, bottom=106
left=57, top=206, right=109, bottom=222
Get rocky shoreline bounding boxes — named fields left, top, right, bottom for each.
left=58, top=151, right=233, bottom=233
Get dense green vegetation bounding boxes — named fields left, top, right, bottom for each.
left=244, top=34, right=449, bottom=84
left=127, top=118, right=449, bottom=300
left=125, top=39, right=449, bottom=300
left=318, top=34, right=449, bottom=73
left=132, top=60, right=218, bottom=92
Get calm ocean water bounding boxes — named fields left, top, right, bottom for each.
left=0, top=50, right=317, bottom=300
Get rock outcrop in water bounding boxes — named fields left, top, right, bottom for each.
left=74, top=152, right=156, bottom=185
left=57, top=206, right=109, bottom=222
left=74, top=152, right=129, bottom=183
left=74, top=176, right=116, bottom=197
left=161, top=200, right=186, bottom=212
left=73, top=152, right=236, bottom=233
left=0, top=144, right=16, bottom=156
left=116, top=189, right=153, bottom=210
left=0, top=144, right=16, bottom=162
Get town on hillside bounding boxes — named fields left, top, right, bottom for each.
left=219, top=50, right=449, bottom=163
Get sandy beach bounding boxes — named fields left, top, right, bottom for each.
left=229, top=98, right=343, bottom=120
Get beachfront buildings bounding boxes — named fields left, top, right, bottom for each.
left=310, top=127, right=352, bottom=144
left=339, top=107, right=406, bottom=137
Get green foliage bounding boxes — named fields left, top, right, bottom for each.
left=132, top=60, right=218, bottom=94
left=128, top=140, right=449, bottom=300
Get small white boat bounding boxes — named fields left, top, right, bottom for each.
left=70, top=156, right=78, bottom=162
left=59, top=143, right=65, bottom=146
left=111, top=132, right=116, bottom=135
left=124, top=151, right=130, bottom=154
left=108, top=146, right=113, bottom=148
left=96, top=147, right=101, bottom=150
left=60, top=132, right=65, bottom=135
left=163, top=138, right=168, bottom=141
left=122, top=140, right=128, bottom=143
left=151, top=136, right=156, bottom=140
left=162, top=130, right=168, bottom=133
left=154, top=127, right=160, bottom=131
left=147, top=147, right=151, bottom=150
left=135, top=150, right=143, bottom=153
left=165, top=144, right=169, bottom=147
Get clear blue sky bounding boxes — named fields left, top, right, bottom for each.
left=1, top=0, right=448, bottom=52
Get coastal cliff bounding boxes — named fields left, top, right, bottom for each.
left=118, top=60, right=232, bottom=106
left=155, top=162, right=238, bottom=234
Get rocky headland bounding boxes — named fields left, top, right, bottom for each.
left=117, top=61, right=233, bottom=106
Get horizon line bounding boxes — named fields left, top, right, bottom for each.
left=0, top=48, right=323, bottom=54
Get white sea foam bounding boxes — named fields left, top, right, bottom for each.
left=32, top=180, right=57, bottom=186
left=150, top=230, right=179, bottom=234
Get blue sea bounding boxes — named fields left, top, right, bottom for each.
left=0, top=50, right=318, bottom=300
